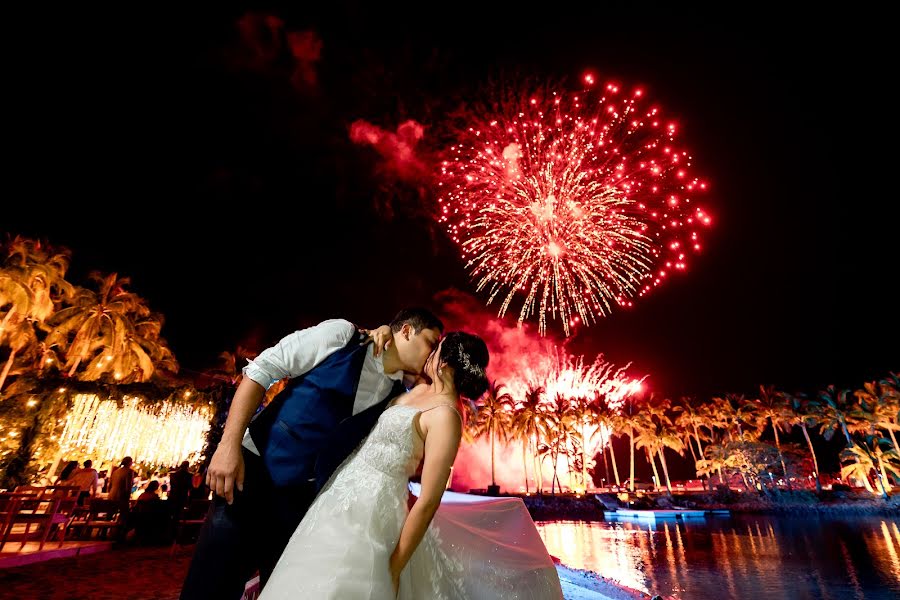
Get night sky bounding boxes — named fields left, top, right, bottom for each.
left=4, top=5, right=896, bottom=402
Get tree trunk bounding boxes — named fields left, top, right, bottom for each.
left=522, top=439, right=529, bottom=493
left=646, top=448, right=662, bottom=493
left=532, top=434, right=543, bottom=493
left=876, top=456, right=890, bottom=499
left=600, top=431, right=610, bottom=487
left=552, top=451, right=561, bottom=495
left=629, top=426, right=635, bottom=492
left=490, top=421, right=496, bottom=486
left=693, top=424, right=705, bottom=455
left=687, top=436, right=698, bottom=463
left=658, top=447, right=674, bottom=496
left=800, top=423, right=822, bottom=493
left=0, top=347, right=17, bottom=393
left=771, top=422, right=792, bottom=491
left=581, top=422, right=588, bottom=492
left=608, top=436, right=621, bottom=487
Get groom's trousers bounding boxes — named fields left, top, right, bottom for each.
left=179, top=448, right=317, bottom=600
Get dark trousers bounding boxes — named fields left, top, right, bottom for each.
left=179, top=448, right=317, bottom=600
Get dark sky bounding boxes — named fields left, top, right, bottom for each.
left=4, top=5, right=896, bottom=400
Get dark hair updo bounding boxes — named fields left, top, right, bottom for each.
left=440, top=331, right=490, bottom=399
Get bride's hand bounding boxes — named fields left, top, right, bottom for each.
left=360, top=324, right=393, bottom=357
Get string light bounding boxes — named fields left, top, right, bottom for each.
left=56, top=393, right=211, bottom=468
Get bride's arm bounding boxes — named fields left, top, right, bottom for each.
left=389, top=408, right=462, bottom=586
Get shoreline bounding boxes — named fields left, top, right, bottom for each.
left=556, top=563, right=661, bottom=600
left=514, top=491, right=900, bottom=521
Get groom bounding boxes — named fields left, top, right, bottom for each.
left=179, top=308, right=444, bottom=600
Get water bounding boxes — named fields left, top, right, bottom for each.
left=536, top=514, right=900, bottom=599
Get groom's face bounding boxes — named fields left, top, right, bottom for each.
left=397, top=325, right=442, bottom=376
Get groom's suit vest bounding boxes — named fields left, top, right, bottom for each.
left=247, top=329, right=403, bottom=489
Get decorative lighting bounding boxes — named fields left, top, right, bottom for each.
left=56, top=393, right=211, bottom=468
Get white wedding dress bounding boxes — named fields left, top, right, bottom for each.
left=259, top=403, right=564, bottom=599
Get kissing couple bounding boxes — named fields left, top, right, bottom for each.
left=180, top=307, right=563, bottom=599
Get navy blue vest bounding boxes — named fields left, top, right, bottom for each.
left=247, top=329, right=403, bottom=489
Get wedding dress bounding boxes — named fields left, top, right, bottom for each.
left=259, top=403, right=563, bottom=599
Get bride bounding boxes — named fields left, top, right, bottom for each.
left=259, top=331, right=563, bottom=599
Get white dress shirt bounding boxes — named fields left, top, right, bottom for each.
left=241, top=319, right=404, bottom=455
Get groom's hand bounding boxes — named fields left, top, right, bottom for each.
left=206, top=442, right=245, bottom=504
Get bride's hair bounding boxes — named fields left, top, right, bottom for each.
left=439, top=331, right=490, bottom=400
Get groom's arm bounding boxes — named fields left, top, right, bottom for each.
left=206, top=377, right=267, bottom=503
left=207, top=319, right=356, bottom=503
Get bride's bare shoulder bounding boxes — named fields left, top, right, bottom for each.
left=419, top=402, right=463, bottom=433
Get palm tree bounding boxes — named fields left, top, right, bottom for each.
left=857, top=380, right=900, bottom=457
left=619, top=395, right=644, bottom=492
left=592, top=393, right=621, bottom=488
left=654, top=413, right=686, bottom=495
left=0, top=313, right=36, bottom=393
left=818, top=385, right=856, bottom=445
left=818, top=384, right=879, bottom=494
left=3, top=236, right=74, bottom=321
left=696, top=443, right=728, bottom=488
left=45, top=272, right=144, bottom=379
left=469, top=380, right=514, bottom=489
left=633, top=413, right=664, bottom=493
left=785, top=391, right=823, bottom=492
left=728, top=393, right=758, bottom=442
left=841, top=436, right=900, bottom=499
left=753, top=385, right=794, bottom=490
left=511, top=385, right=546, bottom=493
left=570, top=395, right=596, bottom=492
left=544, top=394, right=577, bottom=494
left=673, top=396, right=707, bottom=465
left=0, top=237, right=74, bottom=391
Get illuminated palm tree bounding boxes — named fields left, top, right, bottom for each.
left=3, top=237, right=74, bottom=320
left=592, top=393, right=621, bottom=488
left=857, top=380, right=900, bottom=456
left=673, top=396, right=707, bottom=465
left=752, top=385, right=794, bottom=490
left=696, top=443, right=728, bottom=488
left=818, top=384, right=878, bottom=493
left=784, top=391, right=823, bottom=492
left=654, top=413, right=686, bottom=495
left=45, top=272, right=144, bottom=379
left=511, top=385, right=546, bottom=493
left=633, top=412, right=663, bottom=493
left=619, top=394, right=644, bottom=492
left=0, top=237, right=74, bottom=391
left=840, top=436, right=899, bottom=499
left=544, top=394, right=577, bottom=494
left=469, top=380, right=514, bottom=489
left=570, top=395, right=597, bottom=492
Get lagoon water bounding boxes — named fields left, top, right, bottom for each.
left=537, top=514, right=900, bottom=599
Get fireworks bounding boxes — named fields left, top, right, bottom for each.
left=438, top=77, right=712, bottom=335
left=508, top=347, right=645, bottom=410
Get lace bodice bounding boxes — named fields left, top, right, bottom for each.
left=355, top=404, right=425, bottom=479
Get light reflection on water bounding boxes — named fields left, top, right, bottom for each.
left=536, top=515, right=900, bottom=599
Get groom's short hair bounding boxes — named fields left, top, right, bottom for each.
left=390, top=308, right=443, bottom=335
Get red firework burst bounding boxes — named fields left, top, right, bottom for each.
left=438, top=76, right=712, bottom=335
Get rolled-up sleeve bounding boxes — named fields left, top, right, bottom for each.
left=242, top=319, right=356, bottom=389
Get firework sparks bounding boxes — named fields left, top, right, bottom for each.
left=438, top=78, right=712, bottom=335
left=508, top=347, right=646, bottom=410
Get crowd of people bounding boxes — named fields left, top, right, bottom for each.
left=54, top=456, right=210, bottom=545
